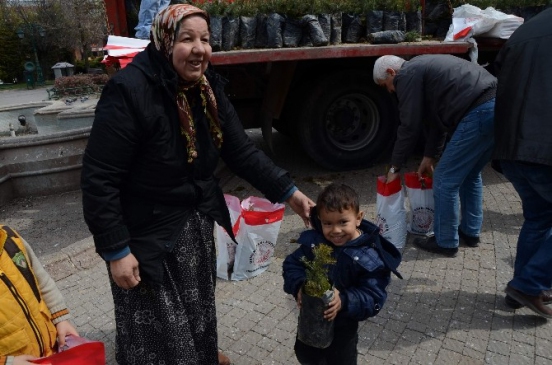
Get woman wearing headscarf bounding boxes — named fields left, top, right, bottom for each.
left=81, top=4, right=314, bottom=364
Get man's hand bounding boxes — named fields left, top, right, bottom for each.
left=286, top=190, right=315, bottom=227
left=55, top=320, right=79, bottom=347
left=110, top=253, right=141, bottom=289
left=324, top=288, right=342, bottom=321
left=417, top=157, right=435, bottom=177
left=13, top=355, right=37, bottom=365
left=386, top=171, right=400, bottom=183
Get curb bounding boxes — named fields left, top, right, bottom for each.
left=41, top=235, right=102, bottom=282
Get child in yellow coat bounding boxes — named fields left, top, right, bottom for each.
left=0, top=225, right=78, bottom=365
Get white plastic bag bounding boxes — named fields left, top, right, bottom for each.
left=376, top=176, right=407, bottom=249
left=479, top=8, right=524, bottom=39
left=404, top=172, right=435, bottom=237
left=215, top=194, right=241, bottom=280
left=232, top=196, right=285, bottom=281
left=445, top=5, right=523, bottom=41
left=445, top=5, right=523, bottom=62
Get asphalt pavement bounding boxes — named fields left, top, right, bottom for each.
left=2, top=86, right=552, bottom=364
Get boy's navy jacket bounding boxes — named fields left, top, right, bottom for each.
left=283, top=210, right=402, bottom=327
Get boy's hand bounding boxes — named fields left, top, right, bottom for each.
left=324, top=288, right=341, bottom=321
left=13, top=355, right=37, bottom=365
left=55, top=320, right=79, bottom=347
left=296, top=290, right=303, bottom=309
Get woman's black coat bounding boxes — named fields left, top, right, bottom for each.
left=81, top=43, right=294, bottom=283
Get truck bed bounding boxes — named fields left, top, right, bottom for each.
left=210, top=41, right=472, bottom=65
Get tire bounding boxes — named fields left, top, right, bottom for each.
left=296, top=70, right=398, bottom=171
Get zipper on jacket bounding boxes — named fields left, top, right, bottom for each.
left=0, top=272, right=45, bottom=355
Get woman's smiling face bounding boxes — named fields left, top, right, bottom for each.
left=172, top=15, right=212, bottom=81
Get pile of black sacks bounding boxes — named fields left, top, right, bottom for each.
left=209, top=10, right=424, bottom=51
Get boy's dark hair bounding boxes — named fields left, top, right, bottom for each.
left=316, top=183, right=360, bottom=213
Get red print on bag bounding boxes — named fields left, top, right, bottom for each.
left=412, top=207, right=434, bottom=232
left=248, top=240, right=275, bottom=272
left=376, top=215, right=389, bottom=234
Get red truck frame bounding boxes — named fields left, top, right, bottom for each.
left=210, top=41, right=473, bottom=170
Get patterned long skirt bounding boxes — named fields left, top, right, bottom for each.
left=109, top=211, right=219, bottom=365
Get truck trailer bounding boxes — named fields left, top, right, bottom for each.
left=103, top=2, right=502, bottom=171
left=209, top=41, right=474, bottom=171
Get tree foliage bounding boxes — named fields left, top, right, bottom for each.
left=301, top=244, right=336, bottom=298
left=0, top=0, right=107, bottom=81
left=0, top=1, right=22, bottom=81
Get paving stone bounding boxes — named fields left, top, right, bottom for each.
left=27, top=164, right=551, bottom=365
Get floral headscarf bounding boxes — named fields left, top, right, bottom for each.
left=151, top=4, right=222, bottom=163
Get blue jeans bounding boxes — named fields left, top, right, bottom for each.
left=135, top=0, right=171, bottom=39
left=433, top=99, right=495, bottom=248
left=501, top=160, right=552, bottom=296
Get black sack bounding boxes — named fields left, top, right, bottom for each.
left=303, top=14, right=328, bottom=46
left=267, top=12, right=285, bottom=48
left=210, top=16, right=223, bottom=52
left=283, top=17, right=303, bottom=47
left=366, top=10, right=384, bottom=34
left=342, top=13, right=363, bottom=43
left=297, top=288, right=335, bottom=349
left=222, top=16, right=239, bottom=51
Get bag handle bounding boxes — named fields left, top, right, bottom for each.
left=231, top=207, right=285, bottom=237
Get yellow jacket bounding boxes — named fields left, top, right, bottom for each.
left=0, top=225, right=70, bottom=363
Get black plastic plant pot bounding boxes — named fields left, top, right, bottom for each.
left=297, top=288, right=334, bottom=349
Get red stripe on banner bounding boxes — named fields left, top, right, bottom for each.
left=377, top=175, right=402, bottom=196
left=241, top=208, right=285, bottom=226
left=404, top=172, right=433, bottom=189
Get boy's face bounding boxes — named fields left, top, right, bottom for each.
left=318, top=207, right=364, bottom=246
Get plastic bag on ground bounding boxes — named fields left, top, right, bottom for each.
left=215, top=194, right=241, bottom=280
left=232, top=196, right=285, bottom=281
left=376, top=176, right=407, bottom=249
left=404, top=172, right=435, bottom=237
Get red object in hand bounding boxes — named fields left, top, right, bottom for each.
left=31, top=335, right=105, bottom=365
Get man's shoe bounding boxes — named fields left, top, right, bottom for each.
left=413, top=236, right=458, bottom=257
left=504, top=294, right=523, bottom=309
left=505, top=290, right=552, bottom=309
left=218, top=351, right=231, bottom=365
left=458, top=229, right=480, bottom=247
left=504, top=285, right=552, bottom=319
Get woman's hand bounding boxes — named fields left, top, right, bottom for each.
left=55, top=320, right=79, bottom=347
left=13, top=355, right=37, bottom=365
left=110, top=253, right=141, bottom=289
left=286, top=190, right=315, bottom=227
left=324, top=288, right=341, bottom=321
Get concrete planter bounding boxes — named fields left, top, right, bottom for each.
left=0, top=127, right=90, bottom=206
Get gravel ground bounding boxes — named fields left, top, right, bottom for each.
left=0, top=190, right=90, bottom=257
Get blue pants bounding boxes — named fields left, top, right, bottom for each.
left=433, top=99, right=495, bottom=248
left=501, top=160, right=552, bottom=296
left=134, top=0, right=171, bottom=39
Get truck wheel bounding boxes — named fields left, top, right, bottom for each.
left=297, top=70, right=397, bottom=171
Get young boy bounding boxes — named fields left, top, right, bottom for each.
left=283, top=183, right=402, bottom=365
left=0, top=225, right=78, bottom=365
